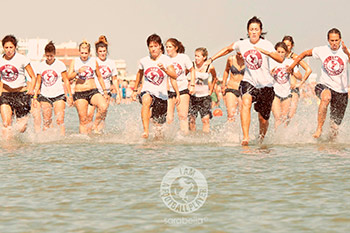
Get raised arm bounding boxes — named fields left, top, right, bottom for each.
left=342, top=41, right=350, bottom=62
left=288, top=49, right=313, bottom=71
left=254, top=47, right=283, bottom=63
left=204, top=42, right=235, bottom=66
left=293, top=54, right=312, bottom=87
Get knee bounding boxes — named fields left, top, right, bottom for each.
left=99, top=104, right=108, bottom=114
left=178, top=113, right=188, bottom=121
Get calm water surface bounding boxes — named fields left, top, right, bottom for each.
left=1, top=99, right=350, bottom=232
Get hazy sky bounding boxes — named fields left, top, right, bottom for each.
left=4, top=0, right=350, bottom=76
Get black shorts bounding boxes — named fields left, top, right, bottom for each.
left=138, top=91, right=167, bottom=124
left=168, top=89, right=190, bottom=99
left=239, top=81, right=275, bottom=120
left=275, top=94, right=292, bottom=102
left=224, top=88, right=240, bottom=97
left=189, top=95, right=212, bottom=119
left=38, top=94, right=66, bottom=106
left=73, top=89, right=100, bottom=105
left=0, top=92, right=31, bottom=118
left=315, top=84, right=348, bottom=125
left=291, top=87, right=300, bottom=96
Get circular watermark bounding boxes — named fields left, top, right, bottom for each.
left=160, top=165, right=208, bottom=214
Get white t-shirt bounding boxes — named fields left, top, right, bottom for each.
left=74, top=57, right=97, bottom=81
left=138, top=54, right=172, bottom=100
left=312, top=45, right=349, bottom=93
left=168, top=53, right=193, bottom=92
left=0, top=53, right=29, bottom=88
left=194, top=64, right=211, bottom=97
left=37, top=59, right=67, bottom=98
left=233, top=38, right=275, bottom=88
left=95, top=57, right=118, bottom=94
left=271, top=58, right=298, bottom=98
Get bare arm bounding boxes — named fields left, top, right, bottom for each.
left=67, top=60, right=77, bottom=80
left=342, top=41, right=350, bottom=62
left=132, top=69, right=143, bottom=101
left=95, top=61, right=108, bottom=97
left=62, top=71, right=73, bottom=106
left=255, top=47, right=283, bottom=63
left=204, top=43, right=235, bottom=67
left=112, top=75, right=121, bottom=104
left=25, top=64, right=37, bottom=95
left=222, top=57, right=231, bottom=93
left=288, top=49, right=313, bottom=71
left=34, top=74, right=42, bottom=98
left=209, top=65, right=217, bottom=95
left=188, top=67, right=196, bottom=94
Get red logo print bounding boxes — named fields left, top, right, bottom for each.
left=244, top=49, right=263, bottom=70
left=173, top=62, right=183, bottom=77
left=0, top=64, right=19, bottom=82
left=323, top=56, right=344, bottom=76
left=42, top=69, right=58, bottom=87
left=99, top=65, right=112, bottom=79
left=144, top=67, right=165, bottom=86
left=273, top=67, right=289, bottom=84
left=78, top=66, right=94, bottom=80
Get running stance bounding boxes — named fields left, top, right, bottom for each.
left=260, top=42, right=302, bottom=128
left=205, top=16, right=283, bottom=145
left=131, top=34, right=179, bottom=139
left=222, top=52, right=245, bottom=122
left=282, top=36, right=312, bottom=121
left=87, top=36, right=121, bottom=133
left=68, top=40, right=108, bottom=134
left=189, top=47, right=217, bottom=133
left=165, top=38, right=195, bottom=135
left=0, top=35, right=37, bottom=139
left=35, top=41, right=73, bottom=135
left=288, top=28, right=350, bottom=139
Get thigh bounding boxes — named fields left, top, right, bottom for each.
left=90, top=93, right=107, bottom=109
left=41, top=101, right=53, bottom=118
left=75, top=99, right=89, bottom=119
left=53, top=100, right=66, bottom=118
left=1, top=104, right=13, bottom=124
left=177, top=93, right=190, bottom=115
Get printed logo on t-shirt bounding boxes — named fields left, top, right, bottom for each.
left=0, top=64, right=19, bottom=82
left=244, top=50, right=263, bottom=70
left=144, top=67, right=164, bottom=85
left=99, top=65, right=112, bottom=79
left=273, top=67, right=289, bottom=84
left=78, top=66, right=94, bottom=80
left=323, top=56, right=344, bottom=76
left=173, top=62, right=183, bottom=77
left=42, top=69, right=58, bottom=87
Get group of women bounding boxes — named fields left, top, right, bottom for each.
left=0, top=16, right=349, bottom=145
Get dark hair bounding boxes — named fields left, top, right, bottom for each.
left=2, top=35, right=18, bottom=47
left=327, top=28, right=341, bottom=39
left=275, top=42, right=288, bottom=52
left=247, top=16, right=266, bottom=39
left=95, top=35, right=108, bottom=54
left=146, top=34, right=164, bottom=54
left=166, top=38, right=185, bottom=53
left=195, top=47, right=208, bottom=61
left=79, top=40, right=91, bottom=52
left=45, top=41, right=56, bottom=54
left=282, top=35, right=294, bottom=46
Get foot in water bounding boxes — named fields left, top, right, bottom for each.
left=312, top=129, right=322, bottom=138
left=142, top=132, right=149, bottom=139
left=241, top=139, right=249, bottom=146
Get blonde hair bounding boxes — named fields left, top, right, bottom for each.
left=79, top=40, right=91, bottom=52
left=195, top=47, right=208, bottom=61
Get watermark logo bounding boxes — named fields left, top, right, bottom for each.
left=160, top=165, right=208, bottom=214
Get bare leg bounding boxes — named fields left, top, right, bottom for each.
left=41, top=102, right=53, bottom=131
left=258, top=113, right=269, bottom=143
left=202, top=115, right=210, bottom=133
left=313, top=89, right=331, bottom=138
left=166, top=97, right=175, bottom=125
left=281, top=98, right=291, bottom=127
left=75, top=99, right=90, bottom=134
left=31, top=99, right=42, bottom=133
left=53, top=100, right=66, bottom=136
left=177, top=94, right=190, bottom=135
left=87, top=104, right=96, bottom=133
left=271, top=97, right=281, bottom=129
left=225, top=92, right=239, bottom=122
left=288, top=92, right=299, bottom=120
left=141, top=94, right=152, bottom=138
left=1, top=104, right=13, bottom=140
left=240, top=94, right=252, bottom=145
left=90, top=94, right=108, bottom=133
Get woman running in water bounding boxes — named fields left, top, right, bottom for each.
left=205, top=16, right=283, bottom=145
left=282, top=36, right=312, bottom=122
left=165, top=38, right=195, bottom=135
left=87, top=36, right=121, bottom=133
left=68, top=40, right=108, bottom=134
left=0, top=35, right=37, bottom=139
left=259, top=42, right=303, bottom=128
left=131, top=34, right=179, bottom=139
left=188, top=47, right=217, bottom=133
left=222, top=51, right=245, bottom=122
left=35, top=41, right=73, bottom=135
left=288, top=28, right=350, bottom=139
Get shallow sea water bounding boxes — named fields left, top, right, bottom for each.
left=1, top=98, right=350, bottom=232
